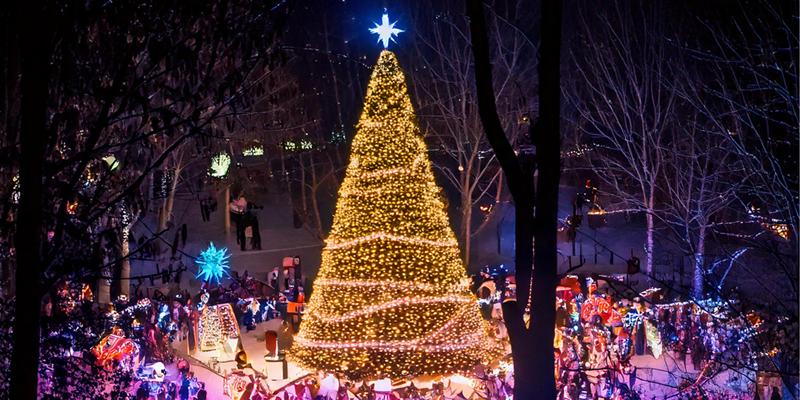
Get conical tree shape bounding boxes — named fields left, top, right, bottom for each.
left=290, top=50, right=497, bottom=379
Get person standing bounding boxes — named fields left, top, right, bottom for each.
left=245, top=199, right=262, bottom=250
left=196, top=383, right=207, bottom=400
left=135, top=382, right=149, bottom=400
left=178, top=377, right=190, bottom=400
left=230, top=195, right=247, bottom=249
left=200, top=197, right=210, bottom=222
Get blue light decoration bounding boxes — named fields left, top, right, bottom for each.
left=195, top=242, right=231, bottom=284
left=369, top=13, right=404, bottom=48
left=157, top=303, right=170, bottom=331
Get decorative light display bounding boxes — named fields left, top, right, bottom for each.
left=66, top=199, right=79, bottom=214
left=561, top=143, right=595, bottom=159
left=331, top=127, right=346, bottom=144
left=369, top=13, right=404, bottom=48
left=195, top=242, right=231, bottom=284
left=289, top=50, right=499, bottom=379
left=10, top=174, right=19, bottom=204
left=747, top=203, right=791, bottom=240
left=764, top=223, right=790, bottom=240
left=198, top=303, right=240, bottom=352
left=152, top=168, right=174, bottom=198
left=282, top=138, right=314, bottom=152
left=643, top=320, right=663, bottom=359
left=91, top=334, right=141, bottom=371
left=209, top=152, right=231, bottom=178
left=102, top=154, right=120, bottom=171
left=242, top=145, right=264, bottom=157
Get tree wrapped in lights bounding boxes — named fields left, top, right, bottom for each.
left=290, top=50, right=498, bottom=379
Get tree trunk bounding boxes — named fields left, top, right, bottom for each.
left=2, top=2, right=20, bottom=298
left=224, top=185, right=231, bottom=234
left=97, top=262, right=112, bottom=304
left=462, top=196, right=473, bottom=266
left=11, top=1, right=50, bottom=397
left=159, top=167, right=181, bottom=232
left=467, top=0, right=562, bottom=398
left=693, top=225, right=706, bottom=299
left=2, top=5, right=20, bottom=147
left=527, top=0, right=562, bottom=395
left=298, top=153, right=309, bottom=228
left=119, top=227, right=131, bottom=297
left=309, top=158, right=324, bottom=240
left=158, top=199, right=167, bottom=232
left=645, top=193, right=655, bottom=277
left=503, top=201, right=537, bottom=399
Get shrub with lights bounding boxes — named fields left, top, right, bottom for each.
left=289, top=50, right=499, bottom=379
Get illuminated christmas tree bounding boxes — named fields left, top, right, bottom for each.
left=290, top=50, right=497, bottom=379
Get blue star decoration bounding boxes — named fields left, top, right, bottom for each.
left=369, top=13, right=404, bottom=48
left=195, top=242, right=231, bottom=284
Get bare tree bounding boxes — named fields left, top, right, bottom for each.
left=677, top=0, right=799, bottom=347
left=259, top=7, right=374, bottom=240
left=410, top=0, right=535, bottom=265
left=657, top=106, right=749, bottom=298
left=565, top=4, right=677, bottom=277
left=3, top=1, right=291, bottom=396
left=682, top=0, right=798, bottom=242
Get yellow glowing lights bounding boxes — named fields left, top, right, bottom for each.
left=289, top=50, right=498, bottom=379
left=313, top=295, right=475, bottom=322
left=325, top=232, right=457, bottom=250
left=765, top=223, right=790, bottom=240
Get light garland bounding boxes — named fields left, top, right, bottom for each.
left=295, top=333, right=485, bottom=352
left=311, top=295, right=474, bottom=322
left=296, top=306, right=486, bottom=352
left=315, top=278, right=464, bottom=292
left=346, top=153, right=424, bottom=179
left=289, top=50, right=498, bottom=379
left=325, top=232, right=457, bottom=250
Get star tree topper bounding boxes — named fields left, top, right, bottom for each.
left=369, top=13, right=404, bottom=48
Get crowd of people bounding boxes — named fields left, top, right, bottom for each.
left=3, top=234, right=794, bottom=400
left=83, top=265, right=793, bottom=400
left=263, top=369, right=514, bottom=400
left=18, top=251, right=309, bottom=400
left=472, top=270, right=797, bottom=400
